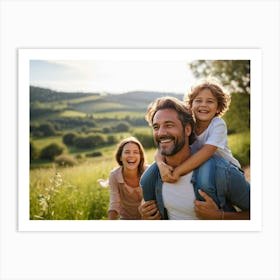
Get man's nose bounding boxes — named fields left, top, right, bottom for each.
left=157, top=126, right=167, bottom=136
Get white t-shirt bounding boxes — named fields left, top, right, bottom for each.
left=191, top=117, right=241, bottom=168
left=162, top=172, right=198, bottom=220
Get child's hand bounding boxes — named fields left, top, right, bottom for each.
left=170, top=169, right=180, bottom=182
left=158, top=162, right=176, bottom=183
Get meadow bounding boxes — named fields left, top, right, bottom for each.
left=29, top=132, right=250, bottom=220
left=29, top=86, right=250, bottom=220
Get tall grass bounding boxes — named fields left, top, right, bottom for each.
left=30, top=149, right=156, bottom=220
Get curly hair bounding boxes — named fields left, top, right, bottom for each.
left=184, top=78, right=231, bottom=117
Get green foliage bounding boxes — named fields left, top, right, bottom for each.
left=54, top=154, right=77, bottom=167
left=114, top=122, right=130, bottom=132
left=86, top=151, right=103, bottom=157
left=107, top=135, right=118, bottom=145
left=30, top=86, right=97, bottom=103
left=30, top=141, right=39, bottom=160
left=223, top=93, right=250, bottom=133
left=50, top=117, right=97, bottom=130
left=228, top=132, right=250, bottom=167
left=62, top=132, right=78, bottom=146
left=74, top=133, right=106, bottom=149
left=30, top=163, right=111, bottom=220
left=189, top=60, right=250, bottom=94
left=40, top=143, right=64, bottom=160
left=31, top=122, right=57, bottom=137
left=133, top=132, right=155, bottom=149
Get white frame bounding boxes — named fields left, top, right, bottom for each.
left=18, top=48, right=262, bottom=232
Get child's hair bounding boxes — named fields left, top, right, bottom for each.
left=184, top=78, right=231, bottom=117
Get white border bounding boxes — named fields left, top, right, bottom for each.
left=18, top=48, right=262, bottom=232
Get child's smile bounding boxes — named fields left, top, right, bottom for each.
left=191, top=88, right=219, bottom=123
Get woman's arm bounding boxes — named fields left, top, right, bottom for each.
left=108, top=172, right=121, bottom=220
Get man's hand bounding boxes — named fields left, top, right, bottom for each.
left=139, top=200, right=161, bottom=220
left=194, top=189, right=222, bottom=220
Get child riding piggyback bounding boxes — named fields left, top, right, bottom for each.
left=155, top=78, right=249, bottom=207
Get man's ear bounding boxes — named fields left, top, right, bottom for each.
left=185, top=123, right=192, bottom=138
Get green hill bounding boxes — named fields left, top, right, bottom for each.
left=30, top=86, right=183, bottom=121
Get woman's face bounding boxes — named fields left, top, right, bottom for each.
left=120, top=142, right=141, bottom=171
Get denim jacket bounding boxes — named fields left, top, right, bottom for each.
left=140, top=155, right=250, bottom=220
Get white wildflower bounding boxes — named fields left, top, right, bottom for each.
left=97, top=178, right=109, bottom=188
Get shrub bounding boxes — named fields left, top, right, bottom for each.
left=38, top=122, right=57, bottom=137
left=30, top=141, right=39, bottom=160
left=74, top=133, right=106, bottom=149
left=133, top=132, right=155, bottom=149
left=107, top=135, right=118, bottom=145
left=114, top=122, right=130, bottom=132
left=40, top=143, right=64, bottom=160
left=86, top=151, right=103, bottom=157
left=54, top=154, right=77, bottom=167
left=102, top=127, right=111, bottom=134
left=62, top=132, right=78, bottom=146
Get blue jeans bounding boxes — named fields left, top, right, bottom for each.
left=192, top=156, right=250, bottom=211
left=192, top=158, right=220, bottom=206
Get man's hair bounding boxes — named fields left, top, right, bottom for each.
left=145, top=96, right=196, bottom=145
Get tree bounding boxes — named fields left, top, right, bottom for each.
left=189, top=60, right=250, bottom=94
left=40, top=143, right=64, bottom=160
left=114, top=122, right=130, bottom=132
left=62, top=132, right=78, bottom=146
left=30, top=141, right=39, bottom=160
left=188, top=60, right=250, bottom=133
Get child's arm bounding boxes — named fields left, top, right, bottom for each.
left=173, top=144, right=217, bottom=179
left=154, top=150, right=175, bottom=182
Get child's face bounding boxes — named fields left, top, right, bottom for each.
left=191, top=88, right=219, bottom=122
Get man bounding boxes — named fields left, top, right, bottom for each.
left=139, top=96, right=250, bottom=220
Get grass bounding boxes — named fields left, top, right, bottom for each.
left=30, top=148, right=156, bottom=220
left=29, top=130, right=250, bottom=220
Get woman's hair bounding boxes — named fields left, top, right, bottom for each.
left=184, top=78, right=231, bottom=117
left=145, top=96, right=196, bottom=145
left=115, top=136, right=146, bottom=176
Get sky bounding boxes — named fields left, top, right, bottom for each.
left=30, top=60, right=197, bottom=94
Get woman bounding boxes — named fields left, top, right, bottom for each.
left=108, top=137, right=148, bottom=220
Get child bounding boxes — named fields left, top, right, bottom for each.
left=154, top=78, right=249, bottom=206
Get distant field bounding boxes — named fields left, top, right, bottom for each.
left=59, top=110, right=87, bottom=118
left=72, top=101, right=126, bottom=114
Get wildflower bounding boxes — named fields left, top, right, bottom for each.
left=97, top=178, right=109, bottom=188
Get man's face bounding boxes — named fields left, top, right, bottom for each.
left=152, top=109, right=186, bottom=156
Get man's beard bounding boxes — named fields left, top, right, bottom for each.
left=156, top=135, right=185, bottom=157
